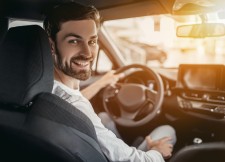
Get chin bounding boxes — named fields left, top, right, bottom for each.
left=73, top=70, right=92, bottom=81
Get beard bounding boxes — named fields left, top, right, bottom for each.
left=54, top=47, right=93, bottom=81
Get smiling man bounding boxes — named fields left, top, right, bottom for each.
left=44, top=2, right=175, bottom=162
left=51, top=20, right=98, bottom=88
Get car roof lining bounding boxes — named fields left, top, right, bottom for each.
left=0, top=0, right=174, bottom=21
left=100, top=0, right=169, bottom=21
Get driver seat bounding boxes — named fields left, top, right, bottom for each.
left=0, top=25, right=108, bottom=162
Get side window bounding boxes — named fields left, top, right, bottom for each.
left=93, top=49, right=113, bottom=73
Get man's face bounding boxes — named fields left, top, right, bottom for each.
left=53, top=20, right=99, bottom=80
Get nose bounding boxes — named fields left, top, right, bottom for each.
left=81, top=43, right=92, bottom=58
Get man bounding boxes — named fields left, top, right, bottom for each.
left=44, top=2, right=176, bottom=161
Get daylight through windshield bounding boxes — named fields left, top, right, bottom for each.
left=104, top=13, right=225, bottom=68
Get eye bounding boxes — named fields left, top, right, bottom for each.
left=89, top=40, right=97, bottom=46
left=68, top=39, right=78, bottom=44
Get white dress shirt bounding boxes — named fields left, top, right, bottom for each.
left=52, top=80, right=165, bottom=162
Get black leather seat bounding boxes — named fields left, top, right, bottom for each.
left=0, top=25, right=107, bottom=162
left=170, top=142, right=225, bottom=162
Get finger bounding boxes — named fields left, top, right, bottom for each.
left=145, top=136, right=153, bottom=149
left=110, top=70, right=116, bottom=74
left=168, top=144, right=173, bottom=151
left=164, top=152, right=172, bottom=160
left=145, top=136, right=155, bottom=146
left=112, top=76, right=119, bottom=83
left=145, top=136, right=152, bottom=142
left=118, top=72, right=125, bottom=79
left=114, top=74, right=123, bottom=81
left=160, top=136, right=172, bottom=142
left=163, top=147, right=173, bottom=159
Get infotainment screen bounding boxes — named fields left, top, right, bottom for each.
left=176, top=64, right=224, bottom=91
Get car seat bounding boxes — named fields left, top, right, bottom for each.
left=170, top=142, right=225, bottom=162
left=0, top=25, right=108, bottom=162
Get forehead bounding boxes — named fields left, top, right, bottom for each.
left=58, top=20, right=98, bottom=38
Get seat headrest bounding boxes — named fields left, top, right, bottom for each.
left=0, top=25, right=53, bottom=107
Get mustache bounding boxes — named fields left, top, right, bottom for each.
left=70, top=55, right=94, bottom=62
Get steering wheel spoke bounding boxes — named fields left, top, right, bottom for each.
left=116, top=99, right=153, bottom=121
left=119, top=108, right=139, bottom=120
left=146, top=89, right=157, bottom=105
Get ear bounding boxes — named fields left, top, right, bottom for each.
left=48, top=37, right=56, bottom=55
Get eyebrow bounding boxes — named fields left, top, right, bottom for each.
left=63, top=33, right=98, bottom=40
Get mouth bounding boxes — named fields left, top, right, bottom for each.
left=73, top=60, right=89, bottom=66
left=71, top=59, right=91, bottom=70
left=70, top=55, right=94, bottom=71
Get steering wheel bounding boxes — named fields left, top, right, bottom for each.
left=102, top=64, right=164, bottom=127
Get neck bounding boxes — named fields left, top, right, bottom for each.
left=54, top=67, right=80, bottom=90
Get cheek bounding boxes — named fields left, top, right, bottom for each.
left=57, top=43, right=76, bottom=62
left=92, top=45, right=99, bottom=58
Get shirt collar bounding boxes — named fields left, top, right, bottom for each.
left=54, top=80, right=81, bottom=96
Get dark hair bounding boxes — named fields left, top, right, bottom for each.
left=43, top=2, right=101, bottom=41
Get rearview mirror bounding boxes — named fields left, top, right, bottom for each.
left=176, top=23, right=225, bottom=38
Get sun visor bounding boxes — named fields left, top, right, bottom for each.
left=172, top=0, right=224, bottom=15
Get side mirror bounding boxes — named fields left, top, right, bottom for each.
left=176, top=23, right=225, bottom=38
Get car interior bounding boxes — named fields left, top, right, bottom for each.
left=1, top=0, right=225, bottom=161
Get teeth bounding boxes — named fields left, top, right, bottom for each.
left=74, top=60, right=89, bottom=66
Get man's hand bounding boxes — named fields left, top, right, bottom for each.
left=81, top=70, right=125, bottom=100
left=146, top=136, right=173, bottom=159
left=99, top=70, right=125, bottom=88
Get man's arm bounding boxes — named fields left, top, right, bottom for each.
left=81, top=70, right=124, bottom=99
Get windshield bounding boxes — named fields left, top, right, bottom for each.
left=103, top=13, right=225, bottom=68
